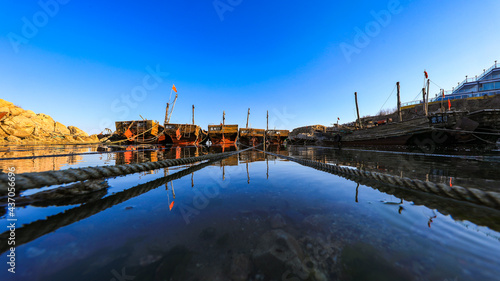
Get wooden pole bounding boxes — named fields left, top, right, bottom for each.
left=223, top=111, right=225, bottom=126
left=266, top=110, right=269, bottom=130
left=422, top=88, right=427, bottom=116
left=165, top=103, right=170, bottom=124
left=192, top=105, right=195, bottom=125
left=246, top=108, right=250, bottom=128
left=426, top=79, right=430, bottom=115
left=440, top=89, right=445, bottom=112
left=396, top=82, right=402, bottom=122
left=354, top=92, right=362, bottom=129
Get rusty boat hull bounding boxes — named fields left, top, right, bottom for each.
left=266, top=130, right=289, bottom=145
left=208, top=124, right=239, bottom=145
left=239, top=128, right=265, bottom=146
left=163, top=124, right=208, bottom=145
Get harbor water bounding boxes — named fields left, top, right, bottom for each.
left=1, top=144, right=500, bottom=280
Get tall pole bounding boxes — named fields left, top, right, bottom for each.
left=165, top=103, right=170, bottom=124
left=354, top=92, right=362, bottom=129
left=266, top=110, right=269, bottom=130
left=396, top=82, right=402, bottom=122
left=440, top=89, right=445, bottom=112
left=422, top=88, right=428, bottom=116
left=426, top=79, right=430, bottom=115
left=246, top=108, right=250, bottom=128
left=192, top=105, right=195, bottom=125
left=223, top=111, right=225, bottom=126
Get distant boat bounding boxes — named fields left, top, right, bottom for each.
left=239, top=128, right=265, bottom=146
left=266, top=129, right=289, bottom=145
left=114, top=120, right=165, bottom=144
left=208, top=111, right=238, bottom=145
left=164, top=124, right=208, bottom=145
left=163, top=97, right=208, bottom=145
left=238, top=108, right=265, bottom=146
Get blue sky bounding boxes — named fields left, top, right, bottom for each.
left=1, top=0, right=499, bottom=134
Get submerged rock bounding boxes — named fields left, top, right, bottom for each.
left=252, top=229, right=310, bottom=280
left=230, top=254, right=252, bottom=281
left=270, top=213, right=287, bottom=229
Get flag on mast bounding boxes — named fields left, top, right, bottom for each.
left=172, top=84, right=177, bottom=93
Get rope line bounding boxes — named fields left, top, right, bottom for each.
left=259, top=150, right=500, bottom=210
left=0, top=154, right=235, bottom=254
left=0, top=148, right=252, bottom=194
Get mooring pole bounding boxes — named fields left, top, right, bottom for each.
left=192, top=105, right=195, bottom=125
left=355, top=92, right=362, bottom=129
left=422, top=88, right=428, bottom=116
left=246, top=108, right=250, bottom=128
left=165, top=103, right=170, bottom=124
left=440, top=89, right=445, bottom=112
left=426, top=79, right=430, bottom=115
left=223, top=111, right=225, bottom=126
left=397, top=82, right=402, bottom=122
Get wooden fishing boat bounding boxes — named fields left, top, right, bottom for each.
left=208, top=111, right=238, bottom=145
left=163, top=97, right=208, bottom=145
left=164, top=123, right=208, bottom=145
left=266, top=129, right=289, bottom=145
left=114, top=120, right=165, bottom=144
left=238, top=108, right=264, bottom=146
left=208, top=124, right=239, bottom=145
left=239, top=128, right=265, bottom=146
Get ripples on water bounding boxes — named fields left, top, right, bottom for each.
left=0, top=144, right=499, bottom=280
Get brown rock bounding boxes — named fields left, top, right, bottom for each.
left=2, top=115, right=36, bottom=138
left=54, top=122, right=71, bottom=135
left=6, top=135, right=21, bottom=143
left=0, top=99, right=14, bottom=108
left=9, top=107, right=24, bottom=117
left=68, top=126, right=89, bottom=137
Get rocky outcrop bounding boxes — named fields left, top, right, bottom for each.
left=0, top=98, right=99, bottom=144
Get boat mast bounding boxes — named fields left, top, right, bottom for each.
left=422, top=88, right=428, bottom=116
left=192, top=105, right=195, bottom=125
left=223, top=111, right=225, bottom=125
left=396, top=82, right=402, bottom=122
left=246, top=108, right=250, bottom=128
left=266, top=110, right=269, bottom=130
left=165, top=103, right=170, bottom=124
left=167, top=94, right=178, bottom=123
left=426, top=78, right=430, bottom=115
left=355, top=92, right=362, bottom=129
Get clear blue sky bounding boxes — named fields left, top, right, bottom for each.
left=1, top=0, right=499, bottom=134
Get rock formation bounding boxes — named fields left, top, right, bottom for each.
left=0, top=98, right=99, bottom=144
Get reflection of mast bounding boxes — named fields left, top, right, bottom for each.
left=266, top=155, right=269, bottom=179
left=222, top=165, right=225, bottom=181
left=191, top=172, right=194, bottom=187
left=355, top=183, right=359, bottom=203
left=246, top=161, right=250, bottom=184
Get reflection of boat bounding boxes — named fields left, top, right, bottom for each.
left=114, top=120, right=165, bottom=144
left=239, top=108, right=265, bottom=146
left=208, top=111, right=238, bottom=145
left=209, top=144, right=238, bottom=154
left=266, top=129, right=289, bottom=145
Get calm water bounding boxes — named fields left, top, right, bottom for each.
left=1, top=144, right=500, bottom=281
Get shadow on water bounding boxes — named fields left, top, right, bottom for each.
left=0, top=145, right=499, bottom=280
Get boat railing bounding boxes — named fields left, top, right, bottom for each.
left=451, top=62, right=499, bottom=95
left=403, top=90, right=500, bottom=106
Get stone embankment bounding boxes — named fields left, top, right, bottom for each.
left=0, top=99, right=99, bottom=144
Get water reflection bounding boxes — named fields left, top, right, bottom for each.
left=0, top=146, right=499, bottom=280
left=288, top=145, right=500, bottom=192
